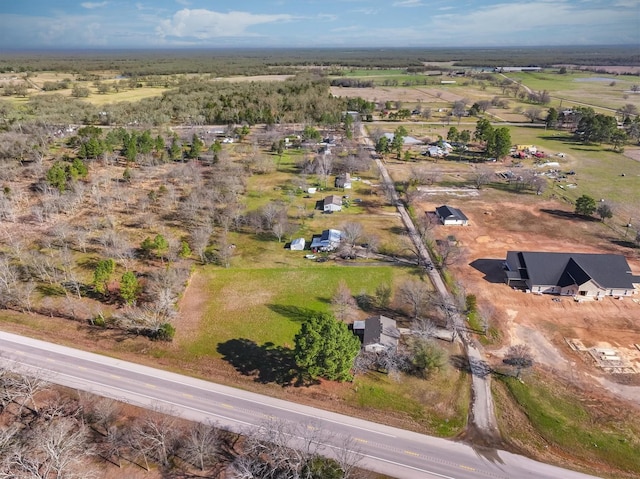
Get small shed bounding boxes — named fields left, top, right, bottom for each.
left=335, top=173, right=352, bottom=189
left=323, top=195, right=343, bottom=212
left=290, top=238, right=305, bottom=251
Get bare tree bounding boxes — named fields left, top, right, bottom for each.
left=90, top=397, right=121, bottom=436
left=531, top=175, right=547, bottom=195
left=377, top=346, right=410, bottom=381
left=44, top=419, right=95, bottom=477
left=471, top=168, right=493, bottom=189
left=503, top=344, right=534, bottom=378
left=180, top=421, right=220, bottom=472
left=411, top=317, right=437, bottom=340
left=399, top=279, right=431, bottom=318
left=191, top=223, right=213, bottom=264
left=524, top=107, right=542, bottom=123
left=215, top=231, right=234, bottom=268
left=8, top=370, right=49, bottom=415
left=340, top=221, right=364, bottom=258
left=331, top=280, right=357, bottom=322
left=415, top=213, right=437, bottom=245
left=315, top=151, right=334, bottom=188
left=436, top=240, right=462, bottom=268
left=352, top=350, right=376, bottom=376
left=130, top=409, right=181, bottom=468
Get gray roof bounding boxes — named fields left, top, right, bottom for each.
left=324, top=195, right=343, bottom=206
left=362, top=315, right=400, bottom=348
left=436, top=205, right=468, bottom=221
left=506, top=251, right=638, bottom=289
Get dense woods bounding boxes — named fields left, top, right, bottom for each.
left=1, top=75, right=347, bottom=127
left=1, top=46, right=638, bottom=76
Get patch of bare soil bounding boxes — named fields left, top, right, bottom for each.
left=623, top=147, right=640, bottom=163
left=416, top=194, right=640, bottom=409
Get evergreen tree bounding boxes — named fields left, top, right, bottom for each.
left=188, top=133, right=204, bottom=159
left=178, top=240, right=192, bottom=258
left=120, top=271, right=141, bottom=305
left=294, top=313, right=361, bottom=382
left=545, top=107, right=559, bottom=129
left=93, top=259, right=116, bottom=295
left=391, top=125, right=407, bottom=159
left=46, top=162, right=68, bottom=191
left=170, top=137, right=183, bottom=161
left=575, top=195, right=597, bottom=216
left=474, top=118, right=494, bottom=143
left=375, top=136, right=390, bottom=155
left=486, top=127, right=511, bottom=159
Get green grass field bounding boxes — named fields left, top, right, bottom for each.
left=504, top=71, right=640, bottom=112
left=497, top=374, right=640, bottom=478
left=181, top=265, right=404, bottom=359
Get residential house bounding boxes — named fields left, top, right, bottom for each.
left=310, top=229, right=342, bottom=252
left=504, top=251, right=640, bottom=298
left=353, top=315, right=400, bottom=353
left=323, top=195, right=343, bottom=212
left=435, top=205, right=469, bottom=226
left=335, top=173, right=352, bottom=189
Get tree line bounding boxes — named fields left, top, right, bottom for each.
left=0, top=366, right=361, bottom=478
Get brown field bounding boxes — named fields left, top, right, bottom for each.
left=411, top=188, right=640, bottom=398
left=330, top=86, right=467, bottom=104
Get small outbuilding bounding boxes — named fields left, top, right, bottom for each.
left=435, top=205, right=469, bottom=226
left=335, top=173, right=352, bottom=189
left=323, top=195, right=343, bottom=212
left=290, top=238, right=306, bottom=251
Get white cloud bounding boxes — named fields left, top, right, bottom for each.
left=81, top=1, right=108, bottom=9
left=613, top=0, right=640, bottom=6
left=351, top=8, right=380, bottom=15
left=392, top=0, right=424, bottom=7
left=429, top=1, right=632, bottom=41
left=157, top=9, right=293, bottom=39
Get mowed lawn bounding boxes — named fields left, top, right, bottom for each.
left=181, top=265, right=407, bottom=359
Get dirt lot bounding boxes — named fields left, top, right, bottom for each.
left=413, top=191, right=640, bottom=403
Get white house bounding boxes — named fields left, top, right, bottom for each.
left=310, top=229, right=342, bottom=252
left=323, top=195, right=343, bottom=212
left=290, top=238, right=306, bottom=251
left=435, top=205, right=469, bottom=226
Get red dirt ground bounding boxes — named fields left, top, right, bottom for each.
left=415, top=193, right=640, bottom=404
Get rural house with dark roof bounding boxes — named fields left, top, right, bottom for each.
left=353, top=315, right=400, bottom=353
left=435, top=205, right=469, bottom=226
left=504, top=251, right=640, bottom=298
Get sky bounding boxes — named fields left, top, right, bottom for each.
left=0, top=0, right=637, bottom=49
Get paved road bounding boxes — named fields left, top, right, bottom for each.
left=0, top=331, right=601, bottom=479
left=359, top=125, right=499, bottom=439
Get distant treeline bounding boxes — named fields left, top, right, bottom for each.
left=1, top=46, right=638, bottom=76
left=13, top=74, right=348, bottom=127
left=330, top=78, right=375, bottom=88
